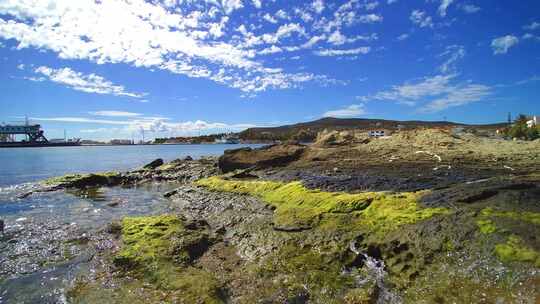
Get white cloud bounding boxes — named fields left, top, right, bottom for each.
left=438, top=45, right=465, bottom=73
left=328, top=31, right=377, bottom=45
left=459, top=4, right=480, bottom=14
left=523, top=33, right=540, bottom=41
left=410, top=10, right=433, bottom=28
left=367, top=74, right=456, bottom=104
left=397, top=33, right=409, bottom=41
left=0, top=0, right=335, bottom=94
left=312, top=0, right=325, bottom=14
left=89, top=111, right=143, bottom=117
left=387, top=0, right=398, bottom=4
left=315, top=47, right=371, bottom=56
left=323, top=104, right=366, bottom=118
left=259, top=45, right=282, bottom=54
left=524, top=21, right=540, bottom=31
left=31, top=116, right=259, bottom=137
left=261, top=23, right=305, bottom=44
left=252, top=0, right=261, bottom=9
left=328, top=30, right=347, bottom=45
left=31, top=66, right=146, bottom=98
left=358, top=14, right=383, bottom=23
left=275, top=9, right=289, bottom=20
left=221, top=0, right=243, bottom=14
left=420, top=84, right=491, bottom=112
left=491, top=35, right=519, bottom=55
left=363, top=1, right=379, bottom=10
left=295, top=8, right=313, bottom=23
left=358, top=74, right=492, bottom=112
left=263, top=13, right=278, bottom=23
left=438, top=0, right=454, bottom=17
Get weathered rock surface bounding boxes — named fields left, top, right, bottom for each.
left=142, top=158, right=164, bottom=169
left=9, top=130, right=540, bottom=303
left=218, top=144, right=305, bottom=173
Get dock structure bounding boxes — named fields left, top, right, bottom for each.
left=0, top=124, right=48, bottom=143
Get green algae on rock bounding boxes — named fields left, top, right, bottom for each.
left=73, top=215, right=226, bottom=304
left=113, top=215, right=185, bottom=267
left=480, top=207, right=540, bottom=225
left=476, top=218, right=497, bottom=234
left=195, top=177, right=448, bottom=232
left=495, top=235, right=540, bottom=267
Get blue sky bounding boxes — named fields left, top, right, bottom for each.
left=0, top=0, right=539, bottom=140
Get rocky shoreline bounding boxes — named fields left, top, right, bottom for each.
left=1, top=129, right=539, bottom=303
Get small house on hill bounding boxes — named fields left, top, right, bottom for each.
left=527, top=116, right=537, bottom=128
left=367, top=129, right=393, bottom=138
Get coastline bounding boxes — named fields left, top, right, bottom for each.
left=1, top=129, right=539, bottom=303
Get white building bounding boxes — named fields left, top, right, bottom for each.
left=527, top=116, right=537, bottom=128
left=368, top=129, right=392, bottom=137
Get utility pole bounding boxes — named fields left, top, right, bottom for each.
left=508, top=112, right=512, bottom=124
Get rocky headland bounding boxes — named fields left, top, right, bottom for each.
left=2, top=128, right=539, bottom=303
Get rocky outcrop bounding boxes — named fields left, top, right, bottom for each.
left=143, top=158, right=164, bottom=169
left=218, top=144, right=305, bottom=173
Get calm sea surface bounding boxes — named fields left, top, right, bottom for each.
left=0, top=144, right=263, bottom=187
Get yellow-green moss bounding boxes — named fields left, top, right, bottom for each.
left=255, top=244, right=355, bottom=302
left=114, top=215, right=184, bottom=267
left=42, top=172, right=120, bottom=187
left=196, top=177, right=448, bottom=233
left=476, top=207, right=540, bottom=235
left=99, top=215, right=224, bottom=304
left=476, top=219, right=497, bottom=234
left=480, top=207, right=540, bottom=226
left=494, top=235, right=540, bottom=267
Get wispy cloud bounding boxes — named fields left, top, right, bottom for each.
left=314, top=47, right=371, bottom=56
left=89, top=111, right=143, bottom=117
left=323, top=104, right=366, bottom=118
left=358, top=74, right=492, bottom=112
left=491, top=35, right=519, bottom=55
left=0, top=0, right=346, bottom=94
left=459, top=4, right=481, bottom=14
left=29, top=66, right=146, bottom=98
left=523, top=21, right=540, bottom=31
left=30, top=116, right=259, bottom=136
left=438, top=45, right=465, bottom=73
left=410, top=10, right=433, bottom=28
left=438, top=0, right=454, bottom=17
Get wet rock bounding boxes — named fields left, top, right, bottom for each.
left=0, top=219, right=4, bottom=233
left=104, top=221, right=122, bottom=235
left=42, top=172, right=122, bottom=189
left=218, top=144, right=305, bottom=173
left=143, top=158, right=164, bottom=169
left=183, top=155, right=193, bottom=161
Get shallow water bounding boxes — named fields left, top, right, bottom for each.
left=0, top=182, right=180, bottom=303
left=0, top=144, right=262, bottom=187
left=0, top=144, right=263, bottom=303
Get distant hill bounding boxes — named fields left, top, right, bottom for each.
left=239, top=117, right=507, bottom=141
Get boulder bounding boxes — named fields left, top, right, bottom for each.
left=218, top=144, right=305, bottom=173
left=143, top=158, right=164, bottom=169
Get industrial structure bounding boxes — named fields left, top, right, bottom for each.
left=0, top=123, right=49, bottom=143
left=0, top=121, right=80, bottom=147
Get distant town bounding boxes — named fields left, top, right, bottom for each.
left=1, top=114, right=538, bottom=148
